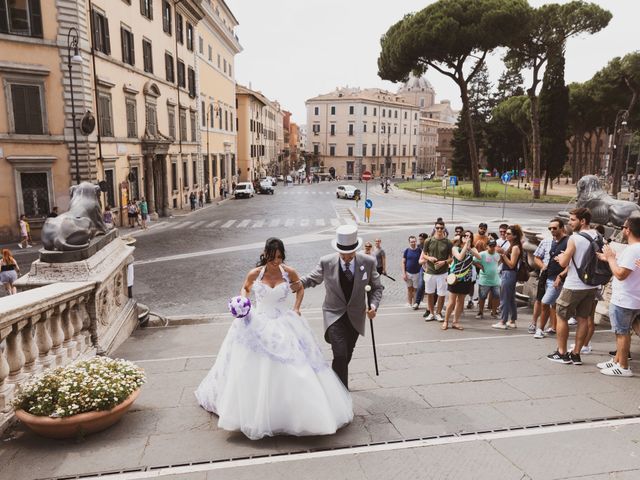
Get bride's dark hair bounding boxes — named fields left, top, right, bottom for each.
left=257, top=237, right=286, bottom=266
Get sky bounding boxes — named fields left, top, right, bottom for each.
left=226, top=0, right=640, bottom=125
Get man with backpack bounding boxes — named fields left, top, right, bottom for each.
left=547, top=208, right=611, bottom=366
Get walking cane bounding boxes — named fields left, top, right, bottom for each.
left=365, top=285, right=380, bottom=376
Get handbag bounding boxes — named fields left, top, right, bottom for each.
left=516, top=250, right=530, bottom=282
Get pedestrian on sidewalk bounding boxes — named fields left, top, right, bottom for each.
left=530, top=231, right=554, bottom=335
left=127, top=201, right=138, bottom=228
left=547, top=208, right=601, bottom=366
left=189, top=192, right=197, bottom=211
left=402, top=236, right=422, bottom=308
left=476, top=238, right=500, bottom=319
left=596, top=216, right=640, bottom=377
left=493, top=225, right=524, bottom=330
left=0, top=248, right=20, bottom=295
left=198, top=190, right=204, bottom=208
left=17, top=214, right=31, bottom=248
left=420, top=221, right=452, bottom=322
left=442, top=231, right=476, bottom=330
left=534, top=218, right=568, bottom=338
left=430, top=217, right=449, bottom=238
left=413, top=233, right=428, bottom=310
left=103, top=205, right=114, bottom=230
left=373, top=238, right=386, bottom=276
left=139, top=198, right=149, bottom=229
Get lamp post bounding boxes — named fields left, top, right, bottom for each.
left=67, top=28, right=83, bottom=184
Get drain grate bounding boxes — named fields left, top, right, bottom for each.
left=40, top=413, right=640, bottom=480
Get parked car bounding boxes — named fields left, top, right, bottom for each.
left=266, top=176, right=277, bottom=186
left=336, top=185, right=358, bottom=199
left=234, top=182, right=255, bottom=199
left=258, top=179, right=274, bottom=194
left=277, top=175, right=284, bottom=182
left=286, top=175, right=293, bottom=184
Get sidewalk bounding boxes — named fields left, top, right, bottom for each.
left=3, top=303, right=640, bottom=479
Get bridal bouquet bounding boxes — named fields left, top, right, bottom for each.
left=13, top=357, right=146, bottom=418
left=228, top=296, right=251, bottom=318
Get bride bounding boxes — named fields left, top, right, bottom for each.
left=195, top=237, right=353, bottom=440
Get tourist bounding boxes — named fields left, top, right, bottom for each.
left=530, top=229, right=554, bottom=334
left=421, top=220, right=452, bottom=322
left=363, top=241, right=375, bottom=259
left=430, top=217, right=450, bottom=238
left=0, top=248, right=20, bottom=295
left=534, top=218, right=568, bottom=339
left=442, top=231, right=476, bottom=331
left=17, top=214, right=31, bottom=249
left=413, top=233, right=428, bottom=310
left=103, top=205, right=114, bottom=230
left=139, top=198, right=149, bottom=230
left=493, top=225, right=524, bottom=329
left=596, top=216, right=640, bottom=377
left=373, top=238, right=386, bottom=276
left=402, top=236, right=422, bottom=308
left=547, top=208, right=600, bottom=366
left=127, top=201, right=138, bottom=228
left=476, top=238, right=500, bottom=319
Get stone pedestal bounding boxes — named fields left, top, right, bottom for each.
left=15, top=232, right=137, bottom=355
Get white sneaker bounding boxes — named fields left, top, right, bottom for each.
left=425, top=313, right=435, bottom=322
left=568, top=317, right=578, bottom=326
left=570, top=344, right=593, bottom=355
left=597, top=359, right=618, bottom=369
left=412, top=303, right=419, bottom=310
left=435, top=313, right=444, bottom=322
left=507, top=321, right=517, bottom=329
left=534, top=328, right=545, bottom=339
left=600, top=365, right=633, bottom=377
left=17, top=243, right=23, bottom=249
left=492, top=322, right=507, bottom=330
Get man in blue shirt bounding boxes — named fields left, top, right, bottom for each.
left=403, top=235, right=422, bottom=308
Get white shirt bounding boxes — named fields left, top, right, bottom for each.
left=339, top=258, right=355, bottom=276
left=611, top=243, right=640, bottom=309
left=564, top=229, right=598, bottom=291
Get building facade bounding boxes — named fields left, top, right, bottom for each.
left=196, top=0, right=241, bottom=200
left=305, top=87, right=420, bottom=179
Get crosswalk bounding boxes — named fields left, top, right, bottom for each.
left=276, top=190, right=338, bottom=195
left=158, top=216, right=348, bottom=231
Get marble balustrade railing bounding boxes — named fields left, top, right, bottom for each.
left=0, top=281, right=96, bottom=432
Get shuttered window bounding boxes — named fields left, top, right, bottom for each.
left=175, top=13, right=183, bottom=44
left=125, top=98, right=137, bottom=138
left=186, top=22, right=193, bottom=51
left=121, top=27, right=134, bottom=66
left=165, top=52, right=174, bottom=82
left=179, top=108, right=187, bottom=141
left=177, top=59, right=185, bottom=88
left=10, top=83, right=43, bottom=134
left=145, top=103, right=157, bottom=136
left=162, top=1, right=171, bottom=33
left=168, top=106, right=175, bottom=139
left=142, top=39, right=153, bottom=73
left=139, top=0, right=152, bottom=19
left=98, top=92, right=113, bottom=137
left=91, top=9, right=110, bottom=55
left=187, top=67, right=195, bottom=98
left=0, top=0, right=42, bottom=37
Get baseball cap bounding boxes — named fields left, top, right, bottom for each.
left=488, top=238, right=497, bottom=247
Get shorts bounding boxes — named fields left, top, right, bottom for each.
left=448, top=280, right=473, bottom=295
left=556, top=288, right=597, bottom=320
left=405, top=272, right=420, bottom=288
left=424, top=272, right=447, bottom=296
left=141, top=213, right=149, bottom=221
left=609, top=304, right=640, bottom=335
left=478, top=284, right=500, bottom=300
left=541, top=279, right=562, bottom=306
left=0, top=270, right=18, bottom=284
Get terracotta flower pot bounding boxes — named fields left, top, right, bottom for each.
left=15, top=389, right=141, bottom=439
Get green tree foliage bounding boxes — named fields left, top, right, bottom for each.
left=506, top=1, right=611, bottom=197
left=539, top=47, right=569, bottom=194
left=378, top=0, right=532, bottom=196
left=485, top=96, right=530, bottom=173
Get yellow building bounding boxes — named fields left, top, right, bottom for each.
left=0, top=0, right=71, bottom=242
left=196, top=0, right=241, bottom=200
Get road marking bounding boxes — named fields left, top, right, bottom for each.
left=220, top=220, right=235, bottom=228
left=315, top=219, right=325, bottom=226
left=236, top=219, right=251, bottom=228
left=169, top=222, right=187, bottom=229
left=285, top=218, right=295, bottom=227
left=205, top=220, right=220, bottom=228
left=252, top=219, right=265, bottom=228
left=190, top=221, right=206, bottom=229
left=269, top=218, right=281, bottom=227
left=83, top=416, right=640, bottom=480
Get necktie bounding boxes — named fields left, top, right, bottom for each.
left=344, top=262, right=353, bottom=281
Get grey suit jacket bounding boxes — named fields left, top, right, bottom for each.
left=300, top=252, right=384, bottom=336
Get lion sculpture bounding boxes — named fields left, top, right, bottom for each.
left=42, top=182, right=108, bottom=251
left=575, top=175, right=640, bottom=227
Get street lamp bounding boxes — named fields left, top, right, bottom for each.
left=67, top=28, right=83, bottom=184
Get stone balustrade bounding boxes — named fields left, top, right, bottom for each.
left=0, top=282, right=96, bottom=432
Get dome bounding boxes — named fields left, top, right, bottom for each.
left=397, top=75, right=434, bottom=93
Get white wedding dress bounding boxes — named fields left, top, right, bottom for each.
left=195, top=265, right=353, bottom=440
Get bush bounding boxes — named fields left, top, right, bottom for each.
left=13, top=357, right=146, bottom=417
left=457, top=188, right=499, bottom=199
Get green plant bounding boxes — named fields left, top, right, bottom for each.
left=458, top=188, right=499, bottom=198
left=13, top=357, right=146, bottom=418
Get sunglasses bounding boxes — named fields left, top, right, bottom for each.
left=548, top=227, right=558, bottom=231
left=499, top=230, right=506, bottom=234
left=435, top=227, right=444, bottom=230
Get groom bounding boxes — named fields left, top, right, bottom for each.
left=293, top=225, right=384, bottom=389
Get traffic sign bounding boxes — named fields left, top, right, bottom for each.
left=449, top=176, right=457, bottom=186
left=501, top=172, right=512, bottom=184
left=362, top=171, right=372, bottom=181
left=365, top=199, right=373, bottom=209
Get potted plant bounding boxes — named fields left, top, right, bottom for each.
left=13, top=356, right=146, bottom=439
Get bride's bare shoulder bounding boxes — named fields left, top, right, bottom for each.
left=246, top=267, right=262, bottom=279
left=282, top=264, right=300, bottom=279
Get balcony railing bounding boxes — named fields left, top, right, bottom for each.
left=0, top=282, right=97, bottom=432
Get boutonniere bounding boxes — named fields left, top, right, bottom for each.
left=360, top=265, right=365, bottom=271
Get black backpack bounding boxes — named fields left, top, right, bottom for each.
left=571, top=232, right=612, bottom=286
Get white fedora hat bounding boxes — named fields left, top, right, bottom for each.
left=331, top=225, right=363, bottom=254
